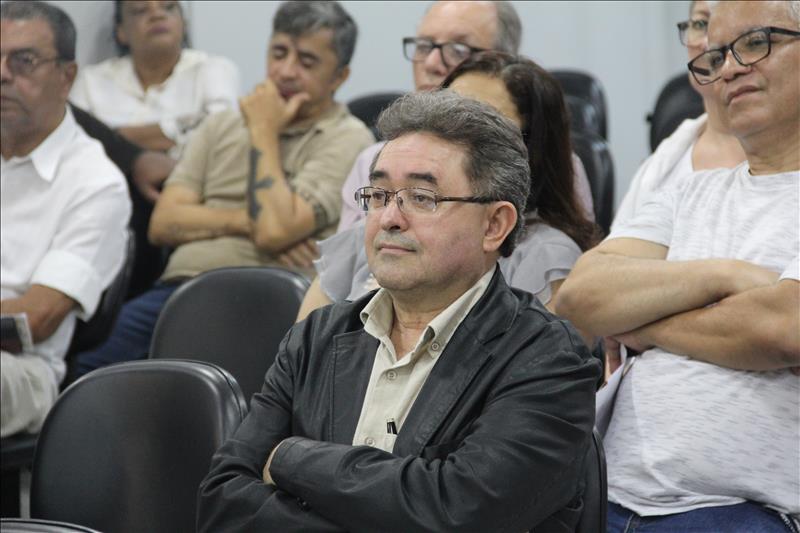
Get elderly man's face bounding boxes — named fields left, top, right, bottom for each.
left=412, top=1, right=498, bottom=92
left=364, top=133, right=492, bottom=295
left=0, top=17, right=75, bottom=140
left=708, top=0, right=800, bottom=140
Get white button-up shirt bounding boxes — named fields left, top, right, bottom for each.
left=1, top=108, right=131, bottom=385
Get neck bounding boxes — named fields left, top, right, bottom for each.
left=1, top=107, right=65, bottom=159
left=741, top=125, right=800, bottom=175
left=133, top=48, right=181, bottom=89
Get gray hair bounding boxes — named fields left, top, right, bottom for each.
left=0, top=0, right=76, bottom=61
left=273, top=1, right=358, bottom=68
left=375, top=91, right=530, bottom=257
left=494, top=1, right=522, bottom=53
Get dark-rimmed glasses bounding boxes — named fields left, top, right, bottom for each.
left=355, top=186, right=493, bottom=215
left=688, top=26, right=800, bottom=85
left=676, top=18, right=708, bottom=47
left=1, top=50, right=63, bottom=77
left=402, top=37, right=486, bottom=69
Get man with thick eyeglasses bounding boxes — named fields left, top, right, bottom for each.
left=199, top=91, right=600, bottom=532
left=556, top=1, right=799, bottom=530
left=1, top=1, right=130, bottom=437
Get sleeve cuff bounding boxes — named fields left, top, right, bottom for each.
left=31, top=249, right=105, bottom=319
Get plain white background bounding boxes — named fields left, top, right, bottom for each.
left=53, top=0, right=691, bottom=210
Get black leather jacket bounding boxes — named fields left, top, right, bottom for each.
left=198, top=269, right=601, bottom=532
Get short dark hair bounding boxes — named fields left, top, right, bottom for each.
left=0, top=0, right=76, bottom=61
left=376, top=91, right=530, bottom=257
left=273, top=1, right=358, bottom=68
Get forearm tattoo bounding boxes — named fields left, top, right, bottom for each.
left=248, top=147, right=275, bottom=220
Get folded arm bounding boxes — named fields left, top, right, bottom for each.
left=1, top=285, right=77, bottom=344
left=117, top=123, right=175, bottom=153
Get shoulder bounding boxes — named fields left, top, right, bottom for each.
left=322, top=105, right=374, bottom=141
left=197, top=108, right=246, bottom=139
left=501, top=223, right=581, bottom=295
left=181, top=49, right=238, bottom=72
left=63, top=116, right=127, bottom=195
left=79, top=55, right=130, bottom=80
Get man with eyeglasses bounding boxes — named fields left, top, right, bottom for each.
left=556, top=1, right=800, bottom=530
left=199, top=91, right=600, bottom=532
left=0, top=1, right=130, bottom=437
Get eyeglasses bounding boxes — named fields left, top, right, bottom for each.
left=355, top=186, right=493, bottom=215
left=677, top=18, right=708, bottom=47
left=1, top=50, right=63, bottom=77
left=687, top=26, right=800, bottom=85
left=402, top=37, right=486, bottom=69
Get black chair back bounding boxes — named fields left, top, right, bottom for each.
left=564, top=95, right=603, bottom=139
left=576, top=430, right=608, bottom=533
left=1, top=518, right=102, bottom=532
left=149, top=266, right=310, bottom=404
left=347, top=92, right=405, bottom=139
left=647, top=72, right=704, bottom=152
left=30, top=360, right=247, bottom=533
left=571, top=132, right=615, bottom=234
left=551, top=70, right=608, bottom=140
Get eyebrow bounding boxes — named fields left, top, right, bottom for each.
left=368, top=170, right=439, bottom=186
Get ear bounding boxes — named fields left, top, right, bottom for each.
left=482, top=201, right=517, bottom=254
left=60, top=62, right=78, bottom=99
left=329, top=64, right=350, bottom=94
left=116, top=23, right=129, bottom=47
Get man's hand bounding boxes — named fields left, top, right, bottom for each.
left=603, top=337, right=621, bottom=383
left=725, top=260, right=780, bottom=296
left=262, top=440, right=286, bottom=486
left=132, top=151, right=176, bottom=203
left=239, top=80, right=310, bottom=149
left=277, top=239, right=319, bottom=269
left=612, top=329, right=654, bottom=355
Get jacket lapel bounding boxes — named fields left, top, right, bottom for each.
left=329, top=330, right=378, bottom=444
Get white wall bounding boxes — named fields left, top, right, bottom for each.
left=54, top=0, right=692, bottom=211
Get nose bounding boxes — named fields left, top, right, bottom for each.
left=147, top=1, right=167, bottom=19
left=422, top=46, right=448, bottom=77
left=0, top=54, right=12, bottom=83
left=719, top=48, right=751, bottom=81
left=274, top=55, right=299, bottom=80
left=378, top=194, right=409, bottom=232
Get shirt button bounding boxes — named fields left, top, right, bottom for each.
left=430, top=341, right=441, bottom=351
left=386, top=370, right=397, bottom=380
left=365, top=437, right=375, bottom=446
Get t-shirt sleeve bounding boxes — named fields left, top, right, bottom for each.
left=200, top=55, right=241, bottom=115
left=291, top=120, right=375, bottom=232
left=780, top=255, right=799, bottom=281
left=606, top=184, right=678, bottom=247
left=315, top=223, right=366, bottom=302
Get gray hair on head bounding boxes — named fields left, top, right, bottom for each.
left=374, top=91, right=530, bottom=257
left=273, top=1, right=358, bottom=68
left=494, top=1, right=522, bottom=53
left=0, top=0, right=76, bottom=61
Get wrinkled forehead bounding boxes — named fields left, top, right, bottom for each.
left=708, top=0, right=793, bottom=46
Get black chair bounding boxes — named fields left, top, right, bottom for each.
left=647, top=72, right=704, bottom=152
left=571, top=132, right=615, bottom=234
left=1, top=518, right=101, bottom=532
left=576, top=429, right=608, bottom=533
left=30, top=360, right=247, bottom=533
left=564, top=95, right=603, bottom=139
left=149, top=266, right=310, bottom=404
left=551, top=69, right=608, bottom=140
left=347, top=92, right=405, bottom=139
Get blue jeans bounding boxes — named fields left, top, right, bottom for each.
left=608, top=501, right=798, bottom=533
left=70, top=282, right=181, bottom=380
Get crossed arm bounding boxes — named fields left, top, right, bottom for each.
left=1, top=285, right=77, bottom=347
left=554, top=238, right=799, bottom=371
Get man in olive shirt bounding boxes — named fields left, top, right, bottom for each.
left=70, top=1, right=373, bottom=380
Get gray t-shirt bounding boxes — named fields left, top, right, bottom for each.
left=315, top=220, right=582, bottom=304
left=606, top=162, right=800, bottom=516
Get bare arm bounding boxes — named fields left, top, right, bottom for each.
left=554, top=238, right=778, bottom=336
left=295, top=277, right=332, bottom=322
left=1, top=285, right=77, bottom=344
left=148, top=183, right=251, bottom=247
left=618, top=278, right=800, bottom=371
left=117, top=124, right=175, bottom=152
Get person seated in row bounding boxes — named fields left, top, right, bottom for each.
left=198, top=89, right=601, bottom=533
left=298, top=51, right=602, bottom=335
left=1, top=1, right=131, bottom=436
left=555, top=0, right=800, bottom=529
left=70, top=0, right=240, bottom=159
left=69, top=0, right=374, bottom=380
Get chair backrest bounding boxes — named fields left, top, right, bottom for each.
left=1, top=518, right=102, bottom=533
left=347, top=92, right=405, bottom=139
left=576, top=429, right=608, bottom=533
left=564, top=95, right=603, bottom=139
left=571, top=132, right=615, bottom=234
left=551, top=69, right=608, bottom=140
left=647, top=72, right=704, bottom=152
left=149, top=266, right=310, bottom=404
left=30, top=359, right=247, bottom=533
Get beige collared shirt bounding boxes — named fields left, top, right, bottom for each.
left=352, top=266, right=496, bottom=452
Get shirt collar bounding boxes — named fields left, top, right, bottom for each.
left=2, top=107, right=76, bottom=183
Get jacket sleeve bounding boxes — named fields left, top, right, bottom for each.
left=269, top=320, right=599, bottom=533
left=196, top=325, right=346, bottom=533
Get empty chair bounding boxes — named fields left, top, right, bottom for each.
left=347, top=92, right=405, bottom=139
left=571, top=132, right=615, bottom=234
left=564, top=94, right=603, bottom=139
left=149, top=266, right=310, bottom=404
left=647, top=72, right=704, bottom=152
left=551, top=69, right=608, bottom=140
left=576, top=430, right=608, bottom=533
left=30, top=360, right=247, bottom=533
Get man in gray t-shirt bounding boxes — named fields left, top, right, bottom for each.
left=555, top=1, right=800, bottom=530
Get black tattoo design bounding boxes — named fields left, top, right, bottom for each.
left=247, top=147, right=275, bottom=220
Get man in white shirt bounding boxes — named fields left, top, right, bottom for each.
left=1, top=1, right=130, bottom=437
left=555, top=1, right=800, bottom=530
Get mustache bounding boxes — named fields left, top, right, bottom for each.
left=373, top=232, right=418, bottom=251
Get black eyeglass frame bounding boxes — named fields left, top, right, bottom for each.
left=2, top=50, right=65, bottom=77
left=687, top=26, right=800, bottom=85
left=676, top=18, right=709, bottom=46
left=355, top=186, right=494, bottom=214
left=401, top=37, right=487, bottom=69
